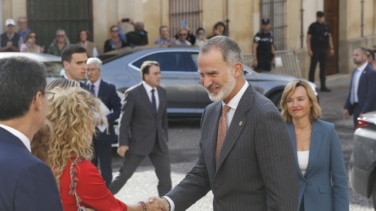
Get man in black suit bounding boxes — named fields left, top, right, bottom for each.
left=86, top=57, right=121, bottom=187
left=0, top=57, right=62, bottom=210
left=343, top=47, right=376, bottom=127
left=110, top=61, right=172, bottom=196
left=61, top=45, right=88, bottom=83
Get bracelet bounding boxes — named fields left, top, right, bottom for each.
left=138, top=201, right=147, bottom=211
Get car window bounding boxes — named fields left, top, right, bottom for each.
left=186, top=52, right=198, bottom=72
left=44, top=62, right=64, bottom=78
left=132, top=52, right=187, bottom=72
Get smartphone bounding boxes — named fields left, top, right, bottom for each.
left=181, top=19, right=187, bottom=27
left=122, top=18, right=130, bottom=23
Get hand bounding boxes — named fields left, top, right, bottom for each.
left=117, top=145, right=129, bottom=157
left=148, top=196, right=170, bottom=211
left=343, top=109, right=349, bottom=120
left=145, top=197, right=163, bottom=211
left=40, top=46, right=45, bottom=53
left=308, top=50, right=313, bottom=57
left=6, top=41, right=12, bottom=48
left=329, top=49, right=335, bottom=56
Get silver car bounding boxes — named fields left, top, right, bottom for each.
left=349, top=111, right=376, bottom=209
left=0, top=52, right=63, bottom=82
left=100, top=46, right=317, bottom=118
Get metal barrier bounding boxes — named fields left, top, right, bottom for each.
left=243, top=49, right=301, bottom=78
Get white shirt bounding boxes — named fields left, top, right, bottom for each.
left=297, top=150, right=310, bottom=175
left=0, top=124, right=31, bottom=152
left=164, top=81, right=249, bottom=211
left=351, top=62, right=367, bottom=103
left=88, top=78, right=101, bottom=97
left=143, top=81, right=159, bottom=110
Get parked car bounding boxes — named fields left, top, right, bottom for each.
left=99, top=46, right=318, bottom=118
left=349, top=111, right=376, bottom=209
left=0, top=52, right=62, bottom=82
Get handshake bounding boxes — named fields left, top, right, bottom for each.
left=134, top=197, right=171, bottom=211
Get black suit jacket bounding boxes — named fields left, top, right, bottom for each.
left=0, top=127, right=62, bottom=210
left=92, top=79, right=121, bottom=144
left=118, top=83, right=168, bottom=155
left=344, top=64, right=376, bottom=115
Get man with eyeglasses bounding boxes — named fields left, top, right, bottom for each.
left=47, top=29, right=70, bottom=56
left=0, top=19, right=20, bottom=52
left=0, top=56, right=63, bottom=210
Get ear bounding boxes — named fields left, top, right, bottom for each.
left=32, top=91, right=44, bottom=111
left=233, top=62, right=243, bottom=76
left=63, top=60, right=69, bottom=70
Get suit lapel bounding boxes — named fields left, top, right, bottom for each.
left=156, top=86, right=164, bottom=116
left=207, top=102, right=222, bottom=173
left=305, top=121, right=323, bottom=176
left=287, top=124, right=305, bottom=179
left=216, top=87, right=252, bottom=170
left=138, top=83, right=155, bottom=116
left=97, top=80, right=104, bottom=98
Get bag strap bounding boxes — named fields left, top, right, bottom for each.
left=69, top=157, right=86, bottom=210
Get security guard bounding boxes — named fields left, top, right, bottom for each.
left=252, top=18, right=275, bottom=72
left=307, top=11, right=334, bottom=92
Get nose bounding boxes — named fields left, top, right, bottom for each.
left=200, top=75, right=212, bottom=88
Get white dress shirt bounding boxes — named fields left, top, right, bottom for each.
left=0, top=124, right=31, bottom=152
left=351, top=62, right=367, bottom=104
left=88, top=78, right=101, bottom=97
left=143, top=81, right=159, bottom=110
left=297, top=150, right=310, bottom=175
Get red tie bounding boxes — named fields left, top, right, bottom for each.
left=215, top=105, right=231, bottom=163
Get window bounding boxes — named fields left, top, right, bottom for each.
left=27, top=0, right=93, bottom=49
left=133, top=52, right=187, bottom=72
left=260, top=0, right=286, bottom=50
left=169, top=0, right=202, bottom=37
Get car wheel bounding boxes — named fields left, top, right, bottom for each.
left=269, top=91, right=283, bottom=110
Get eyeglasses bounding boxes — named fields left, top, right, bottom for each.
left=56, top=34, right=65, bottom=37
left=44, top=91, right=55, bottom=102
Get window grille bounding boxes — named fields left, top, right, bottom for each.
left=260, top=0, right=286, bottom=50
left=169, top=0, right=202, bottom=38
left=27, top=0, right=93, bottom=49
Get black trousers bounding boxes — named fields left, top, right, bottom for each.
left=309, top=48, right=328, bottom=85
left=92, top=138, right=113, bottom=188
left=255, top=57, right=272, bottom=72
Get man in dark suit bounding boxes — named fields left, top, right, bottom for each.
left=154, top=36, right=298, bottom=210
left=110, top=61, right=172, bottom=196
left=343, top=47, right=376, bottom=127
left=61, top=45, right=88, bottom=83
left=86, top=57, right=121, bottom=187
left=0, top=57, right=63, bottom=210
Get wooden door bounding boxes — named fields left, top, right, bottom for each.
left=324, top=0, right=339, bottom=75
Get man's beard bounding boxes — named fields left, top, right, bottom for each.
left=206, top=73, right=236, bottom=102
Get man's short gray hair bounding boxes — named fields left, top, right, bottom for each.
left=86, top=57, right=102, bottom=70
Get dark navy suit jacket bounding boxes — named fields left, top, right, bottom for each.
left=93, top=79, right=121, bottom=144
left=344, top=64, right=376, bottom=116
left=0, top=127, right=62, bottom=210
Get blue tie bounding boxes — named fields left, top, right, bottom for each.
left=151, top=89, right=157, bottom=115
left=89, top=84, right=95, bottom=96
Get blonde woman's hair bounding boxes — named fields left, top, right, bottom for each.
left=280, top=80, right=321, bottom=123
left=46, top=87, right=104, bottom=187
left=32, top=120, right=54, bottom=163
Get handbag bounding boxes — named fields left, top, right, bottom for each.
left=69, top=157, right=95, bottom=211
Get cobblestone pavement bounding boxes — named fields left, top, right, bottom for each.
left=112, top=74, right=374, bottom=210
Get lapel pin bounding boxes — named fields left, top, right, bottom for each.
left=239, top=121, right=243, bottom=126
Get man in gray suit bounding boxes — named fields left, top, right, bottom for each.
left=110, top=61, right=172, bottom=196
left=154, top=36, right=298, bottom=210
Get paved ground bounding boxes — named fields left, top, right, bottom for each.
left=112, top=73, right=374, bottom=210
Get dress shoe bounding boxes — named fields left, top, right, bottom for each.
left=320, top=87, right=331, bottom=92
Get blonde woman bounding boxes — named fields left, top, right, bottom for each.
left=280, top=80, right=348, bottom=211
left=42, top=87, right=159, bottom=211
